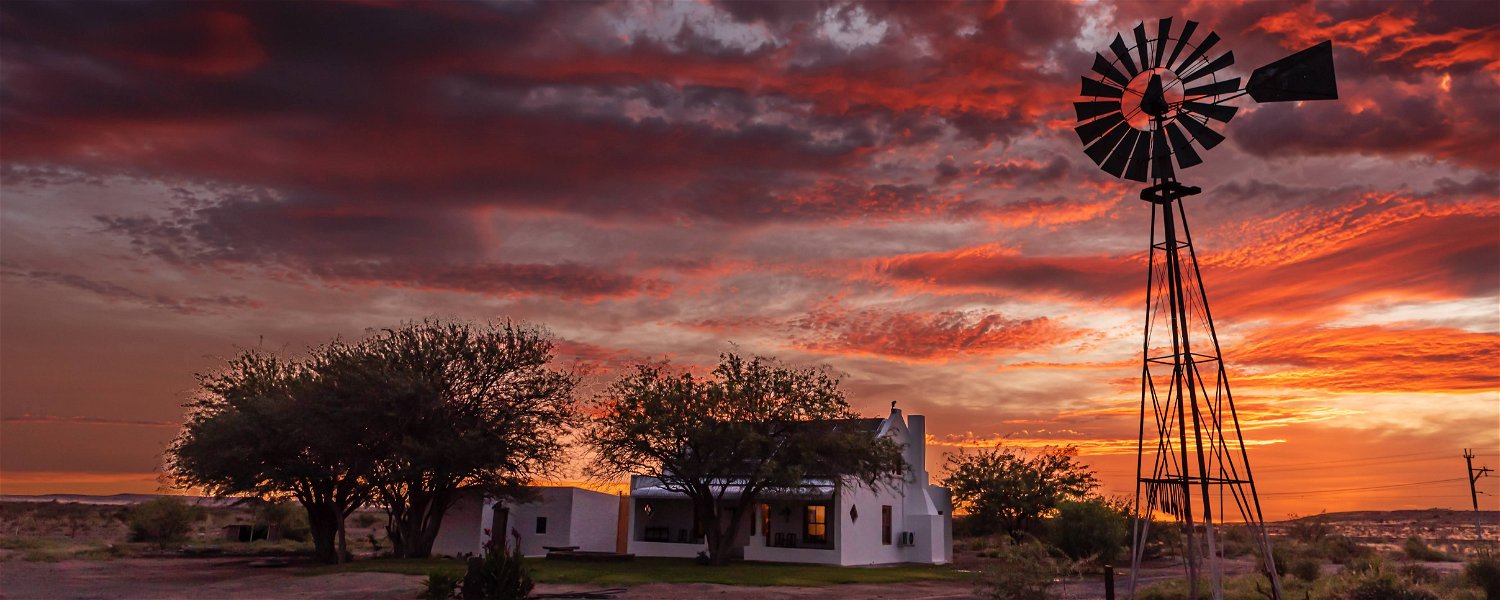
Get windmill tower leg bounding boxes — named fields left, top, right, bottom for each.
left=1130, top=178, right=1281, bottom=600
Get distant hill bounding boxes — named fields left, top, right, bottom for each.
left=1271, top=509, right=1500, bottom=526
left=0, top=493, right=238, bottom=507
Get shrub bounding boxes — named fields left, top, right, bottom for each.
left=1466, top=548, right=1500, bottom=600
left=420, top=571, right=461, bottom=600
left=976, top=538, right=1066, bottom=600
left=461, top=537, right=533, bottom=600
left=354, top=512, right=383, bottom=528
left=1048, top=499, right=1127, bottom=565
left=1289, top=555, right=1321, bottom=582
left=1403, top=536, right=1453, bottom=562
left=1319, top=534, right=1376, bottom=565
left=1344, top=572, right=1438, bottom=600
left=256, top=502, right=311, bottom=542
left=126, top=497, right=198, bottom=547
left=1286, top=513, right=1332, bottom=543
left=1343, top=552, right=1384, bottom=575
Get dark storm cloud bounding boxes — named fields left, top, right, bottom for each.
left=1, top=266, right=260, bottom=315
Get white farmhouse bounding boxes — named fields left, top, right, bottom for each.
left=432, top=486, right=624, bottom=558
left=627, top=405, right=952, bottom=565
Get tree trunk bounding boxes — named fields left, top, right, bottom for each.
left=305, top=502, right=342, bottom=564
left=337, top=515, right=348, bottom=562
left=387, top=488, right=454, bottom=558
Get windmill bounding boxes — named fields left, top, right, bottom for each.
left=1071, top=18, right=1338, bottom=600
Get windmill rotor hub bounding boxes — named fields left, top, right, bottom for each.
left=1128, top=70, right=1181, bottom=123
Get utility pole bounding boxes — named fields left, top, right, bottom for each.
left=1464, top=449, right=1492, bottom=541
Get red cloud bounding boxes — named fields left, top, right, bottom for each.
left=871, top=243, right=1142, bottom=303
left=791, top=305, right=1083, bottom=361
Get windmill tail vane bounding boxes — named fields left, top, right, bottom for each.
left=1070, top=17, right=1339, bottom=600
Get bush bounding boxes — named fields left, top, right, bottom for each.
left=1319, top=534, right=1376, bottom=565
left=1129, top=519, right=1180, bottom=560
left=420, top=571, right=461, bottom=600
left=1048, top=499, right=1127, bottom=565
left=256, top=502, right=311, bottom=542
left=462, top=537, right=532, bottom=600
left=976, top=538, right=1066, bottom=600
left=1286, top=513, right=1333, bottom=543
left=1466, top=549, right=1500, bottom=600
left=1289, top=555, right=1321, bottom=582
left=1344, top=572, right=1438, bottom=600
left=126, top=497, right=198, bottom=547
left=1403, top=536, right=1452, bottom=562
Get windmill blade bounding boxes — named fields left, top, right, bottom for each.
left=1151, top=127, right=1174, bottom=180
left=1153, top=18, right=1173, bottom=67
left=1111, top=33, right=1139, bottom=78
left=1133, top=23, right=1152, bottom=73
left=1081, top=76, right=1125, bottom=99
left=1093, top=53, right=1131, bottom=87
left=1247, top=40, right=1338, bottom=102
left=1164, top=121, right=1203, bottom=168
left=1181, top=51, right=1234, bottom=84
left=1075, top=111, right=1125, bottom=145
left=1075, top=101, right=1120, bottom=121
left=1183, top=77, right=1241, bottom=98
left=1101, top=128, right=1141, bottom=177
left=1174, top=31, right=1220, bottom=75
left=1165, top=20, right=1198, bottom=70
left=1181, top=100, right=1238, bottom=123
left=1085, top=120, right=1133, bottom=165
left=1123, top=129, right=1152, bottom=182
left=1176, top=113, right=1225, bottom=149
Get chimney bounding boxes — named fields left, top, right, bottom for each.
left=907, top=414, right=926, bottom=485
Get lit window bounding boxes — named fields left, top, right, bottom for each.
left=803, top=504, right=827, bottom=544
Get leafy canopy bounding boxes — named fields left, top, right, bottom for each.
left=941, top=445, right=1098, bottom=539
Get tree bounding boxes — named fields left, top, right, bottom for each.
left=325, top=320, right=578, bottom=558
left=1048, top=498, right=1128, bottom=564
left=941, top=445, right=1098, bottom=539
left=167, top=351, right=372, bottom=563
left=126, top=496, right=199, bottom=547
left=584, top=352, right=906, bottom=565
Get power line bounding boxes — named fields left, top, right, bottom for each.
left=1261, top=477, right=1467, bottom=496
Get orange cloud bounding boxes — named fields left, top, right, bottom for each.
left=1230, top=324, right=1500, bottom=393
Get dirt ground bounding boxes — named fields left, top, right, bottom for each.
left=0, top=558, right=997, bottom=600
left=0, top=558, right=419, bottom=600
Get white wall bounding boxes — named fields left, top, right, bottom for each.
left=834, top=479, right=908, bottom=565
left=431, top=490, right=491, bottom=557
left=507, top=487, right=575, bottom=556
left=567, top=489, right=622, bottom=553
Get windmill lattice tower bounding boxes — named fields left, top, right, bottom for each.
left=1071, top=18, right=1339, bottom=600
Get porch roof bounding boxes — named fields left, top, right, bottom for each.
left=632, top=478, right=835, bottom=500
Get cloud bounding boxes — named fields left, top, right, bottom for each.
left=1, top=267, right=261, bottom=315
left=790, top=304, right=1082, bottom=361
left=0, top=415, right=178, bottom=428
left=873, top=243, right=1142, bottom=303
left=1231, top=324, right=1500, bottom=393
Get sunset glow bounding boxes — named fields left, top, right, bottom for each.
left=1, top=1, right=1496, bottom=518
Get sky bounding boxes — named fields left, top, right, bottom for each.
left=1, top=0, right=1496, bottom=517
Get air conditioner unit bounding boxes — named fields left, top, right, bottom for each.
left=897, top=531, right=915, bottom=547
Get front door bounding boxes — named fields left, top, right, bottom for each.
left=492, top=504, right=510, bottom=548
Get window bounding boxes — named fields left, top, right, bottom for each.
left=803, top=504, right=827, bottom=544
left=881, top=505, right=893, bottom=545
left=535, top=517, right=547, bottom=534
